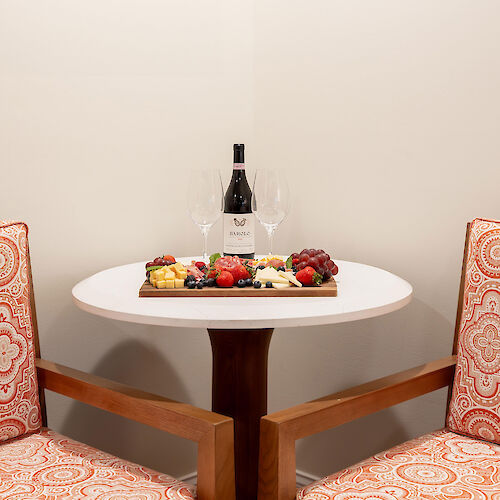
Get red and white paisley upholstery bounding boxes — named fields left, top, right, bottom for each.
left=0, top=221, right=42, bottom=442
left=0, top=428, right=196, bottom=499
left=447, top=217, right=500, bottom=443
left=297, top=429, right=500, bottom=500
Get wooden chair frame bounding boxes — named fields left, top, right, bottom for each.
left=258, top=224, right=470, bottom=500
left=26, top=247, right=235, bottom=500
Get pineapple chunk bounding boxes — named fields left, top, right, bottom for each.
left=174, top=278, right=185, bottom=288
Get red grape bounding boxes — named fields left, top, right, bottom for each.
left=296, top=262, right=307, bottom=271
left=308, top=256, right=319, bottom=268
left=146, top=261, right=155, bottom=268
left=153, top=257, right=163, bottom=265
left=332, top=264, right=339, bottom=275
left=317, top=253, right=327, bottom=264
left=327, top=260, right=334, bottom=269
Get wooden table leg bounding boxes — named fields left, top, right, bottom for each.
left=208, top=328, right=274, bottom=500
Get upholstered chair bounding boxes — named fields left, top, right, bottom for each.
left=0, top=221, right=235, bottom=500
left=258, top=218, right=500, bottom=500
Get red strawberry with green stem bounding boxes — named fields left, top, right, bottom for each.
left=216, top=271, right=234, bottom=287
left=296, top=266, right=323, bottom=286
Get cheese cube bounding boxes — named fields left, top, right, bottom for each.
left=156, top=280, right=167, bottom=289
left=177, top=270, right=187, bottom=280
left=166, top=280, right=175, bottom=289
left=164, top=270, right=175, bottom=280
left=174, top=278, right=185, bottom=288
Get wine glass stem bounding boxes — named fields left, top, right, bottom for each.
left=200, top=225, right=210, bottom=261
left=266, top=227, right=275, bottom=255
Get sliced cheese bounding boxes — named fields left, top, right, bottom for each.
left=278, top=270, right=302, bottom=287
left=272, top=282, right=291, bottom=289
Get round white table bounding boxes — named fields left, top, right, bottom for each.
left=72, top=258, right=412, bottom=500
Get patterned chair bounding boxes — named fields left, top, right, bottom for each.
left=0, top=221, right=235, bottom=500
left=258, top=218, right=500, bottom=500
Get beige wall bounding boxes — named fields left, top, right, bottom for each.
left=2, top=0, right=500, bottom=480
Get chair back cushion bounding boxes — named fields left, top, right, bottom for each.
left=0, top=221, right=42, bottom=441
left=447, top=217, right=500, bottom=443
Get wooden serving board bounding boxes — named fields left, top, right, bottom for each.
left=139, top=278, right=337, bottom=297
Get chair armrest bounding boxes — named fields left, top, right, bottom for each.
left=36, top=358, right=230, bottom=442
left=258, top=355, right=456, bottom=500
left=37, top=358, right=236, bottom=500
left=264, top=355, right=456, bottom=440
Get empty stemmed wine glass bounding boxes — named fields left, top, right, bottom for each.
left=188, top=169, right=223, bottom=260
left=252, top=169, right=290, bottom=255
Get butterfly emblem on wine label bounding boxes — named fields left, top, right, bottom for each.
left=233, top=218, right=247, bottom=227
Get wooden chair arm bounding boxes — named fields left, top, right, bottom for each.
left=265, top=355, right=456, bottom=439
left=36, top=358, right=235, bottom=500
left=258, top=355, right=456, bottom=500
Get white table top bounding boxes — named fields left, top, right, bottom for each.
left=72, top=257, right=412, bottom=329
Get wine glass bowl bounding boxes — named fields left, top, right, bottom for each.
left=252, top=169, right=290, bottom=255
left=188, top=169, right=223, bottom=260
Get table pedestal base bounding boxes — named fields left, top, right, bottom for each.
left=208, top=328, right=274, bottom=500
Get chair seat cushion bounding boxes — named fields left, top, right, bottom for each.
left=297, top=429, right=500, bottom=500
left=0, top=428, right=196, bottom=499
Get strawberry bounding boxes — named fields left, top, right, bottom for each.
left=163, top=254, right=176, bottom=263
left=216, top=270, right=234, bottom=287
left=206, top=267, right=218, bottom=279
left=296, top=266, right=322, bottom=286
left=231, top=264, right=250, bottom=282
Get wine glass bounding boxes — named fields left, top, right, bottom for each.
left=252, top=169, right=290, bottom=255
left=188, top=169, right=223, bottom=260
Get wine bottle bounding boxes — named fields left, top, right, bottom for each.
left=223, top=144, right=255, bottom=259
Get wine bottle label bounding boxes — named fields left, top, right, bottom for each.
left=223, top=213, right=255, bottom=254
left=233, top=163, right=245, bottom=170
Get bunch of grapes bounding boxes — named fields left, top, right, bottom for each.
left=290, top=249, right=338, bottom=281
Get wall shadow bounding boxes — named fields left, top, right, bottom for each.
left=57, top=337, right=198, bottom=477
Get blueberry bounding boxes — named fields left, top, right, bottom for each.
left=257, top=265, right=265, bottom=270
left=237, top=279, right=246, bottom=288
left=185, top=275, right=196, bottom=284
left=265, top=281, right=273, bottom=288
left=187, top=281, right=196, bottom=289
left=207, top=278, right=215, bottom=287
left=277, top=266, right=286, bottom=272
left=196, top=282, right=204, bottom=289
left=245, top=278, right=253, bottom=287
left=253, top=281, right=262, bottom=288
left=292, top=266, right=297, bottom=273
